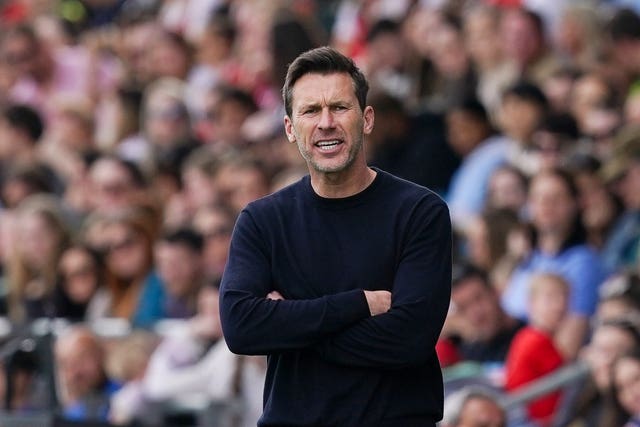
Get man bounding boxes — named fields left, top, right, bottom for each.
left=220, top=47, right=452, bottom=426
left=155, top=227, right=205, bottom=319
left=55, top=326, right=120, bottom=422
left=441, top=386, right=506, bottom=427
left=440, top=264, right=523, bottom=363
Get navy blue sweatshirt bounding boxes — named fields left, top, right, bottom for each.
left=220, top=169, right=452, bottom=427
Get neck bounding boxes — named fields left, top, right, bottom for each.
left=538, top=230, right=564, bottom=254
left=310, top=166, right=377, bottom=199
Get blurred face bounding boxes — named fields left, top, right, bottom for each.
left=18, top=211, right=60, bottom=269
left=213, top=99, right=253, bottom=145
left=368, top=31, right=405, bottom=71
left=155, top=242, right=201, bottom=298
left=56, top=333, right=104, bottom=402
left=457, top=396, right=505, bottom=427
left=102, top=223, right=149, bottom=281
left=1, top=33, right=38, bottom=78
left=570, top=75, right=609, bottom=126
left=500, top=9, right=542, bottom=67
left=148, top=35, right=190, bottom=79
left=619, top=162, right=640, bottom=210
left=488, top=169, right=527, bottom=212
left=596, top=299, right=634, bottom=324
left=446, top=110, right=488, bottom=157
left=464, top=9, right=503, bottom=68
left=193, top=208, right=233, bottom=278
left=573, top=172, right=617, bottom=231
left=451, top=277, right=502, bottom=342
left=613, top=357, right=640, bottom=416
left=216, top=165, right=269, bottom=213
left=58, top=248, right=98, bottom=304
left=528, top=173, right=577, bottom=236
left=89, top=159, right=137, bottom=213
left=431, top=25, right=469, bottom=77
left=284, top=72, right=374, bottom=176
left=498, top=95, right=542, bottom=143
left=465, top=218, right=490, bottom=270
left=528, top=280, right=567, bottom=332
left=584, top=325, right=636, bottom=391
left=144, top=94, right=189, bottom=147
left=182, top=168, right=218, bottom=212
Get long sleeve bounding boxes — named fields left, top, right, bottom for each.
left=313, top=199, right=452, bottom=369
left=220, top=210, right=371, bottom=355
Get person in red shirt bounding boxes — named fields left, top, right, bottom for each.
left=504, top=272, right=568, bottom=425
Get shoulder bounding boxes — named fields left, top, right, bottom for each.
left=244, top=176, right=307, bottom=215
left=377, top=169, right=448, bottom=209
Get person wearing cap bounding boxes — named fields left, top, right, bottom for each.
left=600, top=125, right=640, bottom=272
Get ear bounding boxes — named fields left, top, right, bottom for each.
left=363, top=106, right=374, bottom=135
left=284, top=115, right=296, bottom=143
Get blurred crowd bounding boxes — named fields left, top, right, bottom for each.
left=0, top=0, right=640, bottom=426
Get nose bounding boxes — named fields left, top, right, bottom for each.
left=318, top=107, right=335, bottom=130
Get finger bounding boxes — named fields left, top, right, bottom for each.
left=267, top=291, right=284, bottom=300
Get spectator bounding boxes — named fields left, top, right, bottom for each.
left=87, top=155, right=149, bottom=215
left=596, top=272, right=640, bottom=323
left=107, top=331, right=159, bottom=426
left=155, top=228, right=204, bottom=319
left=204, top=84, right=258, bottom=148
left=440, top=264, right=524, bottom=365
left=445, top=97, right=506, bottom=231
left=462, top=4, right=518, bottom=118
left=560, top=317, right=640, bottom=427
left=607, top=8, right=640, bottom=86
left=5, top=194, right=70, bottom=322
left=600, top=126, right=640, bottom=272
left=529, top=112, right=580, bottom=172
left=192, top=203, right=236, bottom=282
left=142, top=284, right=265, bottom=427
left=363, top=19, right=411, bottom=99
left=367, top=91, right=460, bottom=195
left=214, top=153, right=270, bottom=214
left=0, top=103, right=44, bottom=167
left=501, top=168, right=606, bottom=359
left=92, top=206, right=165, bottom=329
left=464, top=208, right=522, bottom=275
left=496, top=81, right=550, bottom=177
left=504, top=273, right=568, bottom=425
left=499, top=7, right=561, bottom=85
left=485, top=165, right=529, bottom=215
left=55, top=326, right=120, bottom=422
left=611, top=347, right=640, bottom=427
left=54, top=243, right=105, bottom=322
left=441, top=385, right=506, bottom=427
left=567, top=153, right=623, bottom=250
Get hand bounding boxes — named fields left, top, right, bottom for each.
left=267, top=291, right=284, bottom=300
left=364, top=290, right=391, bottom=316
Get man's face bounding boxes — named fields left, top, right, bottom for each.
left=451, top=277, right=501, bottom=342
left=284, top=72, right=374, bottom=175
left=56, top=335, right=104, bottom=401
left=457, top=396, right=505, bottom=427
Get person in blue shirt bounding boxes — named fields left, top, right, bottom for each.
left=220, top=46, right=452, bottom=427
left=502, top=168, right=606, bottom=360
left=55, top=326, right=120, bottom=422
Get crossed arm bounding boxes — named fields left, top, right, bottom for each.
left=220, top=201, right=451, bottom=369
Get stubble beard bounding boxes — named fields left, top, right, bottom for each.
left=297, top=134, right=365, bottom=174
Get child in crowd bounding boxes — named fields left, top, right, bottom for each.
left=504, top=273, right=568, bottom=425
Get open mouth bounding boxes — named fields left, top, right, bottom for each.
left=315, top=140, right=343, bottom=151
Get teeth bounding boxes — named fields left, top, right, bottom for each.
left=317, top=140, right=340, bottom=149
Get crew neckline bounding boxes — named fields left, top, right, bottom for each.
left=304, top=167, right=384, bottom=209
